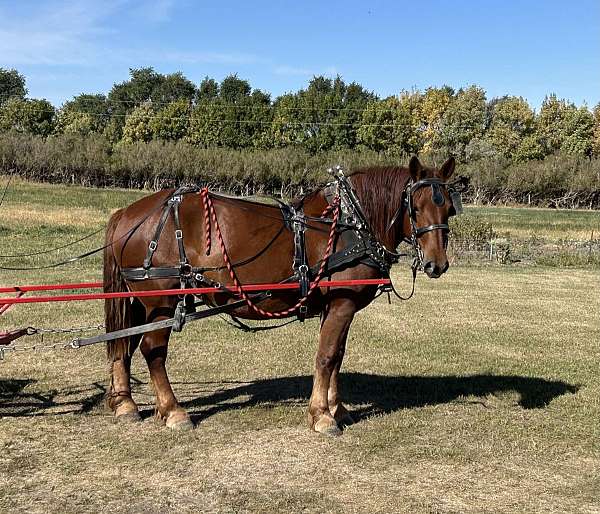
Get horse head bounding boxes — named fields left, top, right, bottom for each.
left=403, top=155, right=457, bottom=279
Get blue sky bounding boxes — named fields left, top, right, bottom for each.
left=1, top=0, right=598, bottom=109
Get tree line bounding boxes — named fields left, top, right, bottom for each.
left=1, top=66, right=599, bottom=160
left=0, top=67, right=599, bottom=207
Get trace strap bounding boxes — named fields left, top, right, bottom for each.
left=72, top=293, right=269, bottom=348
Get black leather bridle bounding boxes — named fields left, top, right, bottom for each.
left=387, top=177, right=462, bottom=270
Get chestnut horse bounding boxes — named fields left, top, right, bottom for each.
left=104, top=156, right=456, bottom=434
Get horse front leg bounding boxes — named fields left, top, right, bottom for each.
left=308, top=299, right=355, bottom=436
left=328, top=328, right=354, bottom=427
left=140, top=313, right=193, bottom=431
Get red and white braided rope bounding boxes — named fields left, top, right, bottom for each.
left=199, top=187, right=340, bottom=318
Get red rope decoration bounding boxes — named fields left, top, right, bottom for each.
left=200, top=188, right=212, bottom=255
left=202, top=190, right=340, bottom=318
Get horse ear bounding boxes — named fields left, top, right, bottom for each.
left=440, top=156, right=455, bottom=180
left=408, top=156, right=423, bottom=181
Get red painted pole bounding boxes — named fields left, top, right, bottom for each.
left=0, top=282, right=103, bottom=293
left=0, top=279, right=391, bottom=306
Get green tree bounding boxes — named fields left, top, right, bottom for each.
left=421, top=86, right=454, bottom=154
left=0, top=68, right=27, bottom=105
left=438, top=85, right=487, bottom=160
left=150, top=99, right=191, bottom=141
left=394, top=90, right=423, bottom=154
left=513, top=134, right=545, bottom=161
left=560, top=105, right=594, bottom=156
left=107, top=67, right=195, bottom=141
left=485, top=96, right=535, bottom=160
left=357, top=93, right=421, bottom=154
left=55, top=94, right=109, bottom=135
left=0, top=98, right=55, bottom=136
left=219, top=74, right=251, bottom=102
left=536, top=94, right=571, bottom=154
left=188, top=75, right=272, bottom=149
left=196, top=77, right=219, bottom=102
left=151, top=72, right=196, bottom=104
left=269, top=93, right=305, bottom=148
left=271, top=75, right=374, bottom=153
left=537, top=95, right=594, bottom=156
left=121, top=102, right=154, bottom=144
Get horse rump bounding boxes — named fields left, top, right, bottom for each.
left=104, top=209, right=132, bottom=361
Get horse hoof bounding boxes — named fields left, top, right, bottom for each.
left=116, top=411, right=142, bottom=423
left=165, top=411, right=194, bottom=431
left=168, top=419, right=194, bottom=431
left=332, top=404, right=354, bottom=426
left=313, top=416, right=342, bottom=437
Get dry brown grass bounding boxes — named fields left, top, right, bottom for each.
left=0, top=179, right=599, bottom=513
left=1, top=265, right=598, bottom=514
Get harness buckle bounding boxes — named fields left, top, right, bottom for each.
left=175, top=229, right=183, bottom=240
left=148, top=241, right=158, bottom=252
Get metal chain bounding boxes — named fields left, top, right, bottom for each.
left=29, top=324, right=104, bottom=335
left=0, top=324, right=104, bottom=360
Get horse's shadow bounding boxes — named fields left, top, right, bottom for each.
left=178, top=372, right=578, bottom=424
left=0, top=378, right=106, bottom=417
left=0, top=373, right=579, bottom=422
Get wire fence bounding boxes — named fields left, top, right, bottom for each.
left=447, top=235, right=600, bottom=266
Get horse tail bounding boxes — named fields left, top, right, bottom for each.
left=104, top=209, right=131, bottom=361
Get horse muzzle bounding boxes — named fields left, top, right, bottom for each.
left=423, top=260, right=449, bottom=279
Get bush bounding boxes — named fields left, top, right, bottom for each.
left=0, top=132, right=599, bottom=206
left=449, top=214, right=494, bottom=244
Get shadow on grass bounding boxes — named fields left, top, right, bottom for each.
left=0, top=378, right=106, bottom=417
left=0, top=374, right=579, bottom=421
left=179, top=373, right=579, bottom=424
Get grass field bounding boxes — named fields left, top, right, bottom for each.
left=1, top=178, right=599, bottom=513
left=467, top=205, right=600, bottom=241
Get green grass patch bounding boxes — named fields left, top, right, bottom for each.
left=466, top=205, right=600, bottom=241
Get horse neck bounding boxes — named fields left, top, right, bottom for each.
left=349, top=167, right=411, bottom=250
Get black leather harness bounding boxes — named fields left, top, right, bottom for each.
left=120, top=168, right=462, bottom=321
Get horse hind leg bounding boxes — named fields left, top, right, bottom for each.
left=140, top=309, right=193, bottom=431
left=308, top=299, right=356, bottom=436
left=106, top=298, right=145, bottom=422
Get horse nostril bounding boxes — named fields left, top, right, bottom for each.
left=423, top=261, right=444, bottom=278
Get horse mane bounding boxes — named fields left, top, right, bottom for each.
left=349, top=166, right=411, bottom=249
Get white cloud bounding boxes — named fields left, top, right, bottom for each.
left=0, top=0, right=123, bottom=66
left=136, top=0, right=176, bottom=23
left=274, top=65, right=339, bottom=77
left=160, top=51, right=262, bottom=66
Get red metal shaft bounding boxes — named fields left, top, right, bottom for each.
left=0, top=279, right=391, bottom=305
left=0, top=282, right=103, bottom=293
